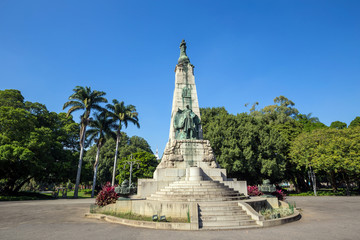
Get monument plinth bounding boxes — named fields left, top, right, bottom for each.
left=137, top=40, right=246, bottom=198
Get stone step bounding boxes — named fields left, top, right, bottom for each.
left=200, top=224, right=260, bottom=230
left=200, top=219, right=257, bottom=227
left=160, top=188, right=236, bottom=192
left=172, top=180, right=221, bottom=185
left=163, top=185, right=230, bottom=190
left=165, top=185, right=229, bottom=189
left=146, top=196, right=244, bottom=202
left=168, top=183, right=226, bottom=188
left=155, top=191, right=241, bottom=196
left=199, top=206, right=244, bottom=211
left=149, top=193, right=243, bottom=199
left=199, top=209, right=247, bottom=215
left=198, top=201, right=240, bottom=207
left=200, top=215, right=251, bottom=221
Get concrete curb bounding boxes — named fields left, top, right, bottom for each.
left=85, top=213, right=196, bottom=230
left=260, top=210, right=301, bottom=227
left=85, top=210, right=301, bottom=230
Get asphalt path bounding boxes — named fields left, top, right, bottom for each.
left=0, top=196, right=359, bottom=240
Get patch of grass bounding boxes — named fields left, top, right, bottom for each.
left=259, top=207, right=294, bottom=220
left=42, top=189, right=93, bottom=199
left=90, top=205, right=188, bottom=223
left=1, top=189, right=93, bottom=201
left=0, top=192, right=54, bottom=201
left=288, top=188, right=359, bottom=196
left=104, top=211, right=153, bottom=221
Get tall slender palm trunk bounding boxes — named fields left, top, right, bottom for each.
left=91, top=146, right=101, bottom=198
left=111, top=133, right=120, bottom=186
left=74, top=125, right=87, bottom=198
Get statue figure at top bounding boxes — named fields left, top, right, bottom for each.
left=178, top=39, right=190, bottom=64
left=174, top=105, right=200, bottom=140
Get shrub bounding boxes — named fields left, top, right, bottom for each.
left=95, top=182, right=119, bottom=207
left=247, top=185, right=263, bottom=196
left=272, top=189, right=286, bottom=201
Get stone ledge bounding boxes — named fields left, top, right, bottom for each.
left=259, top=210, right=301, bottom=227
left=85, top=213, right=197, bottom=230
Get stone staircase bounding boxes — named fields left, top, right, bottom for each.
left=146, top=180, right=247, bottom=202
left=198, top=201, right=259, bottom=229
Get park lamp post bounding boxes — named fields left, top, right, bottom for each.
left=123, top=154, right=140, bottom=188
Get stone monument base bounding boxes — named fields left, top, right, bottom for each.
left=137, top=167, right=247, bottom=199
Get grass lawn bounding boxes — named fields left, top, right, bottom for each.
left=287, top=188, right=360, bottom=196
left=0, top=189, right=93, bottom=201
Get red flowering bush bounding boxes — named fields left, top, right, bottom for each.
left=272, top=189, right=286, bottom=201
left=95, top=182, right=119, bottom=207
left=247, top=185, right=263, bottom=196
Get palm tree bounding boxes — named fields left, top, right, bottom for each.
left=106, top=99, right=140, bottom=186
left=86, top=111, right=116, bottom=197
left=63, top=86, right=107, bottom=198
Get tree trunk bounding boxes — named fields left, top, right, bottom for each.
left=13, top=177, right=33, bottom=193
left=111, top=133, right=120, bottom=186
left=342, top=173, right=350, bottom=196
left=91, top=146, right=101, bottom=198
left=74, top=124, right=87, bottom=199
left=330, top=170, right=337, bottom=192
left=293, top=173, right=309, bottom=193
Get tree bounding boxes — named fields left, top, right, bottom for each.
left=330, top=121, right=347, bottom=129
left=129, top=136, right=152, bottom=154
left=0, top=90, right=79, bottom=194
left=63, top=86, right=107, bottom=198
left=0, top=89, right=25, bottom=108
left=295, top=113, right=327, bottom=132
left=290, top=127, right=360, bottom=193
left=106, top=100, right=140, bottom=186
left=261, top=95, right=299, bottom=124
left=349, top=117, right=360, bottom=128
left=116, top=151, right=158, bottom=185
left=201, top=108, right=288, bottom=184
left=83, top=133, right=153, bottom=186
left=86, top=112, right=116, bottom=197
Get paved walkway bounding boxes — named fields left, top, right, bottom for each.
left=0, top=196, right=359, bottom=240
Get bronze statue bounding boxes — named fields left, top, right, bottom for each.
left=174, top=105, right=200, bottom=140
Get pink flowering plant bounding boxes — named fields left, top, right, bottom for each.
left=95, top=182, right=119, bottom=207
left=272, top=189, right=286, bottom=201
left=247, top=185, right=263, bottom=196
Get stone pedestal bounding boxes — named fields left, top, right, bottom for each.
left=188, top=167, right=203, bottom=181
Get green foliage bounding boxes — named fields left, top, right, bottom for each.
left=0, top=89, right=25, bottom=108
left=0, top=192, right=54, bottom=201
left=116, top=151, right=158, bottom=185
left=261, top=95, right=299, bottom=124
left=259, top=207, right=294, bottom=220
left=288, top=189, right=359, bottom=196
left=84, top=133, right=154, bottom=186
left=63, top=86, right=108, bottom=198
left=0, top=90, right=80, bottom=194
left=330, top=121, right=347, bottom=129
left=349, top=117, right=360, bottom=128
left=290, top=127, right=360, bottom=189
left=295, top=113, right=327, bottom=132
left=201, top=108, right=287, bottom=184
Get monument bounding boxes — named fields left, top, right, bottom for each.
left=138, top=40, right=247, bottom=198
left=88, top=41, right=300, bottom=230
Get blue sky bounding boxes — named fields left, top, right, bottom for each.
left=1, top=0, right=359, bottom=155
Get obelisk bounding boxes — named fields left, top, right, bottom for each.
left=154, top=40, right=220, bottom=180
left=168, top=39, right=203, bottom=141
left=137, top=40, right=247, bottom=197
